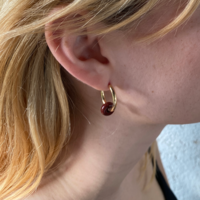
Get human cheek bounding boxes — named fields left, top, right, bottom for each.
left=144, top=50, right=200, bottom=124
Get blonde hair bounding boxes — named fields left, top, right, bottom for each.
left=0, top=0, right=199, bottom=199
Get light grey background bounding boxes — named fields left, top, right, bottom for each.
left=156, top=123, right=200, bottom=200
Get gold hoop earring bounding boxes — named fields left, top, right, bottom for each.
left=100, top=83, right=117, bottom=116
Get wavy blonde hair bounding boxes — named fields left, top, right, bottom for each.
left=0, top=0, right=199, bottom=199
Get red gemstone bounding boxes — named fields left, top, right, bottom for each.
left=101, top=102, right=114, bottom=116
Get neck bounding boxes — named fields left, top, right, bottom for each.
left=44, top=77, right=166, bottom=200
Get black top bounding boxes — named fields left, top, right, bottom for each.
left=148, top=147, right=178, bottom=200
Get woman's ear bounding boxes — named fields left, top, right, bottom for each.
left=44, top=6, right=111, bottom=91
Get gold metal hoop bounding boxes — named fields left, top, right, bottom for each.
left=101, top=84, right=117, bottom=112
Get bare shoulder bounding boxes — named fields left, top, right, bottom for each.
left=154, top=140, right=170, bottom=187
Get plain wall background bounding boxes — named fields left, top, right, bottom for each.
left=156, top=123, right=200, bottom=200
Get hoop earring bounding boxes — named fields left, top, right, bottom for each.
left=100, top=83, right=117, bottom=116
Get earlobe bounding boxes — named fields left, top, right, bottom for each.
left=44, top=6, right=111, bottom=91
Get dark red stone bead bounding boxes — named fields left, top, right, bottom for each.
left=101, top=102, right=114, bottom=116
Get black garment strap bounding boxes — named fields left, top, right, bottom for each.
left=148, top=147, right=178, bottom=200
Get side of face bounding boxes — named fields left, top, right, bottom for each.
left=98, top=2, right=200, bottom=124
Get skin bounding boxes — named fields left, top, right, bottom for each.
left=40, top=1, right=200, bottom=200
